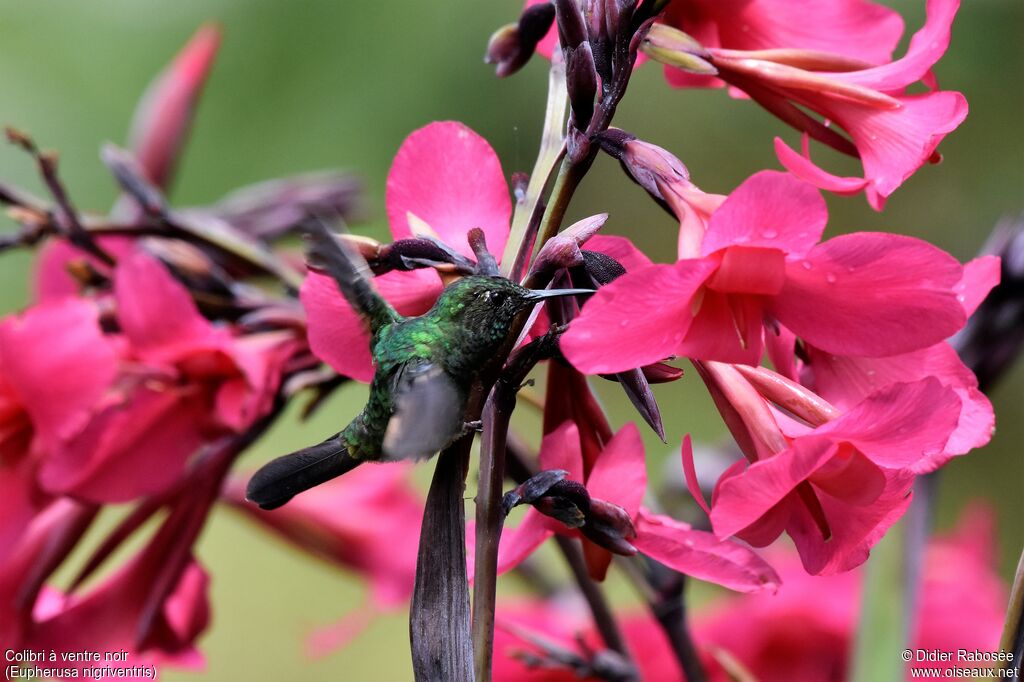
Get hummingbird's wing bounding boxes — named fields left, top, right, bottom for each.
left=304, top=218, right=400, bottom=335
left=382, top=359, right=466, bottom=460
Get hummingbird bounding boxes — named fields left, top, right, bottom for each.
left=246, top=221, right=592, bottom=510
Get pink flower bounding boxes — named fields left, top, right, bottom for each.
left=780, top=256, right=1001, bottom=467
left=689, top=0, right=965, bottom=209
left=491, top=507, right=1006, bottom=681
left=38, top=251, right=296, bottom=502
left=27, top=549, right=211, bottom=679
left=696, top=507, right=1006, bottom=681
left=0, top=499, right=94, bottom=648
left=562, top=171, right=969, bottom=373
left=661, top=0, right=904, bottom=76
left=689, top=368, right=961, bottom=574
left=493, top=602, right=680, bottom=682
left=224, top=464, right=424, bottom=655
left=492, top=421, right=779, bottom=591
left=0, top=299, right=117, bottom=559
left=301, top=120, right=513, bottom=382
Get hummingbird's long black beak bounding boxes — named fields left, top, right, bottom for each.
left=524, top=288, right=595, bottom=301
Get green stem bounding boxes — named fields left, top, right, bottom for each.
left=850, top=519, right=909, bottom=682
left=999, top=545, right=1024, bottom=676
left=502, top=56, right=568, bottom=280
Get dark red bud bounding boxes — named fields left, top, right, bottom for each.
left=485, top=3, right=556, bottom=78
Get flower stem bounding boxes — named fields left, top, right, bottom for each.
left=472, top=388, right=513, bottom=682
left=850, top=518, right=908, bottom=682
left=553, top=535, right=630, bottom=659
left=503, top=55, right=568, bottom=281
left=472, top=330, right=565, bottom=681
left=999, top=545, right=1024, bottom=676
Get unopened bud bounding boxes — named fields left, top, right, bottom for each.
left=580, top=498, right=637, bottom=555
left=532, top=213, right=609, bottom=275
left=565, top=42, right=598, bottom=128
left=554, top=0, right=588, bottom=49
left=485, top=2, right=556, bottom=78
left=641, top=24, right=717, bottom=75
left=129, top=23, right=221, bottom=189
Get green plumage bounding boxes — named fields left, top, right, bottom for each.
left=246, top=222, right=590, bottom=510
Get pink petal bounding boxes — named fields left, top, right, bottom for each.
left=765, top=324, right=798, bottom=380
left=710, top=436, right=837, bottom=538
left=495, top=510, right=555, bottom=577
left=538, top=421, right=585, bottom=483
left=772, top=232, right=966, bottom=356
left=0, top=299, right=117, bottom=445
left=667, top=0, right=904, bottom=66
left=775, top=136, right=869, bottom=196
left=680, top=435, right=711, bottom=514
left=712, top=460, right=791, bottom=548
left=815, top=378, right=960, bottom=470
left=33, top=236, right=135, bottom=303
left=585, top=423, right=646, bottom=519
left=787, top=469, right=913, bottom=575
left=805, top=342, right=993, bottom=460
left=300, top=268, right=440, bottom=383
left=956, top=255, right=1001, bottom=316
left=30, top=553, right=211, bottom=675
left=585, top=234, right=653, bottom=272
left=635, top=509, right=780, bottom=593
left=114, top=252, right=214, bottom=357
left=561, top=259, right=718, bottom=374
left=386, top=121, right=511, bottom=256
left=0, top=456, right=44, bottom=564
left=830, top=91, right=968, bottom=203
left=676, top=289, right=765, bottom=365
left=807, top=447, right=886, bottom=505
left=701, top=171, right=827, bottom=258
left=833, top=0, right=959, bottom=92
left=39, top=386, right=210, bottom=503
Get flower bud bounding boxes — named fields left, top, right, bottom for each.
left=129, top=24, right=221, bottom=189
left=485, top=2, right=557, bottom=78
left=532, top=213, right=608, bottom=275
left=641, top=24, right=717, bottom=75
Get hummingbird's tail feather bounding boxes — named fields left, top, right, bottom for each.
left=245, top=434, right=361, bottom=510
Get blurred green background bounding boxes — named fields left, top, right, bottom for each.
left=1, top=1, right=1021, bottom=679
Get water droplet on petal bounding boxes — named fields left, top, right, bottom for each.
left=762, top=228, right=778, bottom=239
left=825, top=272, right=837, bottom=284
left=619, top=319, right=629, bottom=328
left=801, top=261, right=813, bottom=270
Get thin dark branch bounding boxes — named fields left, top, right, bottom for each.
left=472, top=387, right=512, bottom=681
left=636, top=559, right=707, bottom=682
left=5, top=127, right=115, bottom=265
left=553, top=535, right=630, bottom=660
